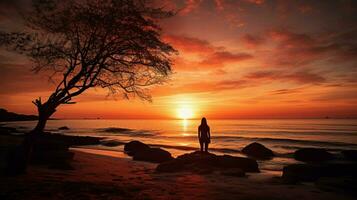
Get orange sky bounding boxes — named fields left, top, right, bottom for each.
left=0, top=0, right=357, bottom=119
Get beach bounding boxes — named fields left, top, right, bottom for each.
left=3, top=119, right=357, bottom=172
left=1, top=119, right=357, bottom=200
left=1, top=147, right=354, bottom=200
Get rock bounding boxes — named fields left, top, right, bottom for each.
left=282, top=163, right=357, bottom=183
left=221, top=169, right=246, bottom=177
left=4, top=133, right=102, bottom=175
left=242, top=142, right=274, bottom=160
left=103, top=127, right=132, bottom=133
left=216, top=155, right=259, bottom=172
left=341, top=150, right=357, bottom=161
left=58, top=126, right=70, bottom=130
left=124, top=140, right=150, bottom=156
left=156, top=151, right=259, bottom=174
left=101, top=140, right=124, bottom=147
left=294, top=148, right=334, bottom=162
left=133, top=147, right=173, bottom=163
left=124, top=141, right=173, bottom=163
left=282, top=164, right=321, bottom=183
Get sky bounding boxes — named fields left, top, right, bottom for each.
left=0, top=0, right=357, bottom=119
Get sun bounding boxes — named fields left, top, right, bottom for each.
left=177, top=106, right=194, bottom=119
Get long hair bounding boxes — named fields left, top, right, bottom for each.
left=200, top=117, right=208, bottom=127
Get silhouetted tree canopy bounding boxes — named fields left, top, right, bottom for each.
left=0, top=0, right=176, bottom=131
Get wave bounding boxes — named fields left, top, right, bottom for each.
left=230, top=130, right=357, bottom=136
left=98, top=127, right=156, bottom=136
left=213, top=135, right=357, bottom=148
left=273, top=145, right=354, bottom=153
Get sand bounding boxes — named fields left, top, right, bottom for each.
left=1, top=148, right=354, bottom=200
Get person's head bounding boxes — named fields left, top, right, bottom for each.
left=201, top=117, right=207, bottom=126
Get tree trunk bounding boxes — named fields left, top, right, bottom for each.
left=8, top=101, right=57, bottom=174
left=33, top=115, right=50, bottom=133
left=33, top=100, right=57, bottom=133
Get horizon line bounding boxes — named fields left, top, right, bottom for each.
left=52, top=117, right=357, bottom=120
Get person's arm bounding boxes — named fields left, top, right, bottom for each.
left=208, top=126, right=211, bottom=139
left=198, top=126, right=200, bottom=139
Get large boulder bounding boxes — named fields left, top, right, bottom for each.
left=242, top=142, right=274, bottom=160
left=133, top=148, right=173, bottom=163
left=294, top=148, right=334, bottom=162
left=156, top=151, right=259, bottom=174
left=124, top=141, right=173, bottom=163
left=341, top=150, right=357, bottom=161
left=282, top=163, right=357, bottom=183
left=124, top=140, right=150, bottom=156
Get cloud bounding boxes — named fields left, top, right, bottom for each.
left=245, top=70, right=326, bottom=84
left=214, top=0, right=265, bottom=27
left=241, top=33, right=265, bottom=48
left=270, top=88, right=303, bottom=95
left=154, top=79, right=252, bottom=95
left=0, top=0, right=29, bottom=22
left=0, top=62, right=53, bottom=95
left=180, top=0, right=203, bottom=15
left=199, top=51, right=253, bottom=67
left=298, top=4, right=313, bottom=14
left=155, top=69, right=325, bottom=97
left=269, top=28, right=315, bottom=48
left=260, top=28, right=357, bottom=68
left=163, top=34, right=215, bottom=54
left=165, top=34, right=253, bottom=70
left=311, top=89, right=357, bottom=102
left=243, top=0, right=265, bottom=5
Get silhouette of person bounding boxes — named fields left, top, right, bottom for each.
left=198, top=117, right=211, bottom=152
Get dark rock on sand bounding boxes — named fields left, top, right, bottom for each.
left=341, top=150, right=357, bottom=161
left=242, top=142, right=274, bottom=160
left=124, top=140, right=150, bottom=156
left=58, top=126, right=70, bottom=130
left=282, top=163, right=357, bottom=183
left=133, top=148, right=173, bottom=163
left=4, top=132, right=102, bottom=174
left=124, top=141, right=173, bottom=163
left=31, top=136, right=74, bottom=166
left=156, top=151, right=259, bottom=174
left=294, top=148, right=334, bottom=162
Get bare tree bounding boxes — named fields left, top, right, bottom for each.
left=0, top=0, right=177, bottom=133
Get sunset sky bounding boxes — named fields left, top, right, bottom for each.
left=0, top=0, right=357, bottom=119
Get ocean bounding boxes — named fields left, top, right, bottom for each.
left=3, top=119, right=357, bottom=171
